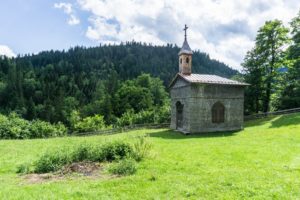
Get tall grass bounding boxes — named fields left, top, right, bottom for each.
left=31, top=141, right=136, bottom=174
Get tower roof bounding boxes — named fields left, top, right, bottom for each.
left=178, top=39, right=193, bottom=55
left=179, top=24, right=193, bottom=55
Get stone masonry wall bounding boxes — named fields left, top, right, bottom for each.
left=170, top=81, right=245, bottom=134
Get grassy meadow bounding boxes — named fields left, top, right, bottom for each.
left=0, top=113, right=300, bottom=199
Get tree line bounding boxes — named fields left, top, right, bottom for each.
left=243, top=11, right=300, bottom=114
left=0, top=42, right=237, bottom=129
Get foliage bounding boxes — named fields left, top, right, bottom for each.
left=72, top=144, right=94, bottom=162
left=0, top=43, right=236, bottom=126
left=30, top=120, right=67, bottom=138
left=116, top=105, right=170, bottom=127
left=279, top=11, right=300, bottom=109
left=100, top=141, right=133, bottom=161
left=71, top=113, right=108, bottom=133
left=34, top=149, right=72, bottom=173
left=131, top=136, right=152, bottom=161
left=32, top=141, right=133, bottom=173
left=108, top=158, right=137, bottom=175
left=0, top=113, right=67, bottom=139
left=243, top=19, right=289, bottom=113
left=72, top=141, right=133, bottom=162
left=16, top=163, right=32, bottom=174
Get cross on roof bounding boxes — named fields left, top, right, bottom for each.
left=183, top=24, right=188, bottom=40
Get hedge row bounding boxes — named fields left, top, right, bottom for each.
left=0, top=113, right=67, bottom=139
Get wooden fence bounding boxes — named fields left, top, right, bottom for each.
left=75, top=108, right=300, bottom=136
left=75, top=123, right=170, bottom=136
left=244, top=107, right=300, bottom=121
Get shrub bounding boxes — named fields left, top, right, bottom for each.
left=0, top=113, right=30, bottom=139
left=34, top=149, right=72, bottom=173
left=115, top=106, right=170, bottom=128
left=133, top=110, right=155, bottom=124
left=116, top=110, right=135, bottom=127
left=73, top=141, right=133, bottom=162
left=153, top=105, right=170, bottom=124
left=30, top=120, right=67, bottom=138
left=0, top=113, right=67, bottom=139
left=131, top=136, right=152, bottom=161
left=72, top=144, right=94, bottom=162
left=71, top=113, right=108, bottom=133
left=100, top=141, right=133, bottom=161
left=32, top=141, right=133, bottom=173
left=108, top=158, right=137, bottom=175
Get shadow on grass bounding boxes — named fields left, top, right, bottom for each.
left=148, top=129, right=240, bottom=139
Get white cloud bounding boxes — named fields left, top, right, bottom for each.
left=68, top=15, right=80, bottom=25
left=54, top=2, right=80, bottom=25
left=0, top=45, right=16, bottom=58
left=77, top=0, right=299, bottom=70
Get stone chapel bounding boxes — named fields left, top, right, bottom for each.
left=169, top=25, right=249, bottom=134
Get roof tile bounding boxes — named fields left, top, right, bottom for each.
left=179, top=73, right=249, bottom=86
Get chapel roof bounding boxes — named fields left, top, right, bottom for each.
left=169, top=73, right=249, bottom=88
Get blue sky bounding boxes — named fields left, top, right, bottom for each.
left=0, top=0, right=94, bottom=55
left=0, top=0, right=299, bottom=70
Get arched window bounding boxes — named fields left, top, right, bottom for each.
left=180, top=58, right=182, bottom=64
left=212, top=102, right=225, bottom=123
left=186, top=57, right=189, bottom=63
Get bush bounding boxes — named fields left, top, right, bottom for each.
left=30, top=120, right=67, bottom=138
left=72, top=144, right=94, bottom=162
left=153, top=105, right=170, bottom=124
left=0, top=113, right=30, bottom=139
left=115, top=106, right=170, bottom=127
left=32, top=141, right=133, bottom=173
left=34, top=149, right=72, bottom=173
left=0, top=113, right=67, bottom=139
left=108, top=158, right=137, bottom=175
left=70, top=112, right=108, bottom=133
left=72, top=141, right=133, bottom=162
left=100, top=141, right=133, bottom=161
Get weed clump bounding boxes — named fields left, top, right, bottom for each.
left=108, top=158, right=137, bottom=175
left=35, top=149, right=72, bottom=173
left=100, top=141, right=133, bottom=161
left=18, top=137, right=152, bottom=176
left=16, top=163, right=32, bottom=174
left=31, top=141, right=133, bottom=174
left=131, top=136, right=152, bottom=161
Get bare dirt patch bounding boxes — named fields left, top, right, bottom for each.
left=22, top=162, right=116, bottom=184
left=61, top=161, right=101, bottom=176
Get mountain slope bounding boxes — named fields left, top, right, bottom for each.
left=0, top=42, right=238, bottom=123
left=17, top=42, right=237, bottom=84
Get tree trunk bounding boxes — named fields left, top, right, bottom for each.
left=264, top=34, right=276, bottom=113
left=264, top=81, right=271, bottom=112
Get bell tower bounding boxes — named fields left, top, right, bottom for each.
left=179, top=24, right=193, bottom=75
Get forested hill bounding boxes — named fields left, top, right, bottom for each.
left=16, top=42, right=237, bottom=85
left=0, top=42, right=237, bottom=126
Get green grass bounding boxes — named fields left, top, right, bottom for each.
left=1, top=113, right=300, bottom=199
